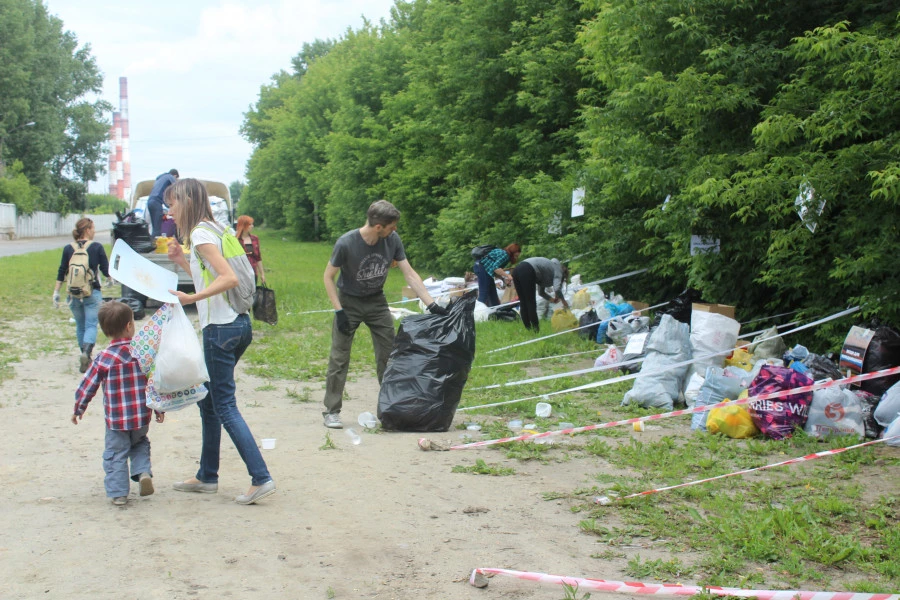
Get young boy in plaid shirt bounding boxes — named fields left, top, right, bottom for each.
left=72, top=300, right=164, bottom=506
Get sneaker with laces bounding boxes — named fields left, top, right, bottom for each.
left=323, top=413, right=343, bottom=429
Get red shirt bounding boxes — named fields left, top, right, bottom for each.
left=74, top=339, right=153, bottom=430
left=241, top=234, right=262, bottom=274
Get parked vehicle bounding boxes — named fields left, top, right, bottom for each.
left=116, top=179, right=234, bottom=301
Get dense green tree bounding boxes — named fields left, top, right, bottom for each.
left=0, top=0, right=111, bottom=213
left=240, top=0, right=900, bottom=342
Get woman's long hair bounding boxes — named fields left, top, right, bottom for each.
left=504, top=243, right=521, bottom=264
left=171, top=179, right=215, bottom=248
left=72, top=218, right=93, bottom=240
left=235, top=215, right=254, bottom=239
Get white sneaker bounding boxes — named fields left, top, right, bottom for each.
left=323, top=413, right=343, bottom=429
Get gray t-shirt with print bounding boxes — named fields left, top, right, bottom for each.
left=330, top=229, right=407, bottom=297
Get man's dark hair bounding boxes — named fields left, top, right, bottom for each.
left=169, top=169, right=180, bottom=178
left=367, top=199, right=400, bottom=227
left=98, top=301, right=134, bottom=338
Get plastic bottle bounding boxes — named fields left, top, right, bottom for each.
left=345, top=428, right=361, bottom=445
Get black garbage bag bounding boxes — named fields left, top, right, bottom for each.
left=112, top=213, right=155, bottom=254
left=802, top=353, right=842, bottom=381
left=488, top=306, right=519, bottom=322
left=377, top=291, right=476, bottom=432
left=651, top=288, right=703, bottom=327
left=860, top=324, right=900, bottom=396
left=578, top=309, right=600, bottom=341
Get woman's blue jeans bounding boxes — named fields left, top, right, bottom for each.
left=196, top=314, right=271, bottom=487
left=68, top=289, right=102, bottom=348
left=474, top=261, right=501, bottom=307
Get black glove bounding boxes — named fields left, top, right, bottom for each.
left=427, top=302, right=449, bottom=316
left=335, top=309, right=352, bottom=335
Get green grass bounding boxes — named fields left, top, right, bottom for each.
left=3, top=228, right=899, bottom=593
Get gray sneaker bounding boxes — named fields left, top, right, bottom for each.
left=323, top=413, right=343, bottom=429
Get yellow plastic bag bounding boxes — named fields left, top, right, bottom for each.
left=725, top=348, right=754, bottom=371
left=707, top=393, right=759, bottom=438
left=551, top=308, right=578, bottom=332
left=707, top=405, right=758, bottom=438
left=571, top=289, right=592, bottom=310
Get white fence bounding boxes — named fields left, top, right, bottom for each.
left=0, top=203, right=116, bottom=239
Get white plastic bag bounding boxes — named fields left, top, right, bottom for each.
left=803, top=387, right=864, bottom=439
left=874, top=381, right=900, bottom=427
left=154, top=303, right=208, bottom=393
left=594, top=345, right=621, bottom=369
left=688, top=310, right=741, bottom=380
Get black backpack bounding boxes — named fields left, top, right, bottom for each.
left=471, top=244, right=496, bottom=260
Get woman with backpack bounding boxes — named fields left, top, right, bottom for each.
left=165, top=178, right=275, bottom=506
left=53, top=218, right=110, bottom=373
left=473, top=243, right=521, bottom=307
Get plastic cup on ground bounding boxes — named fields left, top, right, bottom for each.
left=535, top=402, right=551, bottom=418
left=345, top=428, right=361, bottom=445
left=358, top=411, right=378, bottom=429
left=261, top=438, right=276, bottom=449
left=633, top=421, right=644, bottom=432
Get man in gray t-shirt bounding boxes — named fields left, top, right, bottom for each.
left=321, top=199, right=447, bottom=429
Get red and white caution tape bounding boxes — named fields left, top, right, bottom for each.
left=444, top=366, right=900, bottom=450
left=595, top=435, right=898, bottom=504
left=468, top=567, right=900, bottom=599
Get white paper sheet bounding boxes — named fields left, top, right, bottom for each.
left=109, top=239, right=179, bottom=303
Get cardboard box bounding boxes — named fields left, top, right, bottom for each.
left=692, top=302, right=736, bottom=319
left=628, top=300, right=650, bottom=312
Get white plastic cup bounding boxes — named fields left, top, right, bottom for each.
left=358, top=411, right=378, bottom=429
left=345, top=428, right=361, bottom=445
left=535, top=402, right=551, bottom=418
left=261, top=438, right=276, bottom=450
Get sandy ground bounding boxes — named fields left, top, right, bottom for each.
left=0, top=311, right=685, bottom=600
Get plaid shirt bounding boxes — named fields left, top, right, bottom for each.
left=74, top=339, right=152, bottom=431
left=479, top=248, right=511, bottom=276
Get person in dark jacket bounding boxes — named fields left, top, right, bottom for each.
left=473, top=243, right=520, bottom=307
left=53, top=218, right=110, bottom=372
left=512, top=257, right=568, bottom=332
left=146, top=169, right=179, bottom=237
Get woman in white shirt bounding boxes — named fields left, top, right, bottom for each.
left=166, top=178, right=275, bottom=505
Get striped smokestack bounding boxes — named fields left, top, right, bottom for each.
left=119, top=77, right=131, bottom=201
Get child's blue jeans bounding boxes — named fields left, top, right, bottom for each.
left=103, top=425, right=151, bottom=498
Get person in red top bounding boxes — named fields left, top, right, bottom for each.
left=72, top=301, right=164, bottom=506
left=235, top=215, right=266, bottom=285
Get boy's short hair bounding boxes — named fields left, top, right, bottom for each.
left=98, top=301, right=134, bottom=338
left=367, top=200, right=400, bottom=227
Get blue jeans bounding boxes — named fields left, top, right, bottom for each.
left=103, top=425, right=151, bottom=498
left=68, top=289, right=102, bottom=348
left=196, top=314, right=271, bottom=487
left=147, top=197, right=165, bottom=237
left=474, top=261, right=501, bottom=307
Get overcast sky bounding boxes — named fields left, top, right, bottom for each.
left=43, top=0, right=398, bottom=195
